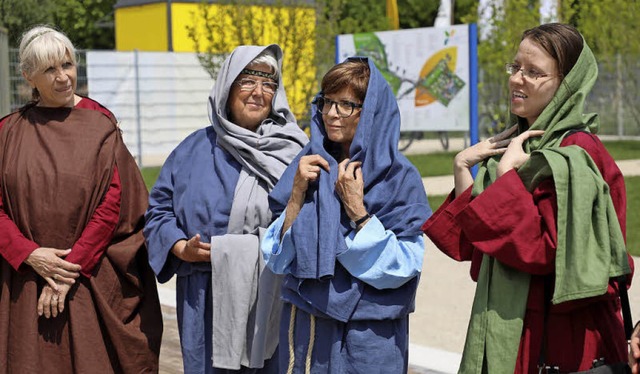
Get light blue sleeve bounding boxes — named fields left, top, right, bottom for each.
left=260, top=210, right=295, bottom=274
left=338, top=215, right=424, bottom=290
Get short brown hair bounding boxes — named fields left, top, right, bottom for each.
left=321, top=59, right=370, bottom=102
left=521, top=23, right=583, bottom=77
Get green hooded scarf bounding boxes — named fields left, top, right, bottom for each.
left=458, top=39, right=630, bottom=374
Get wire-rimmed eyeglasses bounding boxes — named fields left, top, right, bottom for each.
left=505, top=63, right=562, bottom=81
left=315, top=96, right=363, bottom=118
left=235, top=78, right=278, bottom=95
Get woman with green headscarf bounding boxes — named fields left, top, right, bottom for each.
left=423, top=23, right=633, bottom=373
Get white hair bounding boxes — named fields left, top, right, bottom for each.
left=246, top=49, right=279, bottom=81
left=19, top=25, right=77, bottom=78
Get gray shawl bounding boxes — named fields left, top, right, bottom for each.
left=207, top=45, right=308, bottom=369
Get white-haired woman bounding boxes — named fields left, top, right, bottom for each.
left=144, top=45, right=308, bottom=373
left=0, top=25, right=163, bottom=372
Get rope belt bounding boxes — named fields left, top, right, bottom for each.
left=286, top=304, right=316, bottom=374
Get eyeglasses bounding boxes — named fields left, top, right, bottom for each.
left=505, top=63, right=560, bottom=80
left=235, top=78, right=278, bottom=95
left=315, top=96, right=363, bottom=118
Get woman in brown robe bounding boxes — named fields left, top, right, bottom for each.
left=0, top=25, right=162, bottom=373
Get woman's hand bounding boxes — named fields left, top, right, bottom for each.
left=37, top=282, right=72, bottom=318
left=171, top=234, right=211, bottom=262
left=629, top=322, right=640, bottom=373
left=292, top=155, right=330, bottom=199
left=335, top=159, right=367, bottom=221
left=496, top=130, right=545, bottom=177
left=281, top=155, right=330, bottom=238
left=24, top=247, right=81, bottom=292
left=453, top=125, right=518, bottom=196
left=454, top=125, right=518, bottom=170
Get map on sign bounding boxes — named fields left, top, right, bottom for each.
left=337, top=25, right=471, bottom=132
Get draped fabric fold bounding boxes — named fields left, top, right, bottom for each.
left=268, top=57, right=430, bottom=322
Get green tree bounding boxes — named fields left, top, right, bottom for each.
left=459, top=0, right=542, bottom=134
left=0, top=0, right=54, bottom=46
left=560, top=0, right=640, bottom=135
left=186, top=0, right=317, bottom=122
left=0, top=0, right=115, bottom=49
left=51, top=0, right=116, bottom=49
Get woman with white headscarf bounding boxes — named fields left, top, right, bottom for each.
left=144, top=44, right=308, bottom=373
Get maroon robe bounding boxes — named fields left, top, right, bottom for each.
left=423, top=132, right=633, bottom=373
left=0, top=98, right=121, bottom=277
left=0, top=98, right=162, bottom=373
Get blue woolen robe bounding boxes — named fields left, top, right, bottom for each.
left=145, top=127, right=241, bottom=372
left=145, top=44, right=307, bottom=374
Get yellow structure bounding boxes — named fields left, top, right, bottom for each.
left=114, top=0, right=317, bottom=120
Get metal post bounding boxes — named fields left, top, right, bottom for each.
left=616, top=53, right=624, bottom=137
left=167, top=0, right=173, bottom=51
left=0, top=27, right=10, bottom=116
left=469, top=23, right=479, bottom=177
left=134, top=49, right=143, bottom=167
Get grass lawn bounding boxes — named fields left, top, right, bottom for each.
left=627, top=176, right=640, bottom=256
left=603, top=140, right=640, bottom=161
left=141, top=167, right=162, bottom=191
left=141, top=140, right=640, bottom=255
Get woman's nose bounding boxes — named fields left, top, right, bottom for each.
left=54, top=69, right=68, bottom=81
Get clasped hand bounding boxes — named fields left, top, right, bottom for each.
left=291, top=155, right=367, bottom=222
left=454, top=125, right=544, bottom=175
left=24, top=247, right=81, bottom=318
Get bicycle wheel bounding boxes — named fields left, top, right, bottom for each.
left=398, top=131, right=418, bottom=152
left=438, top=131, right=449, bottom=150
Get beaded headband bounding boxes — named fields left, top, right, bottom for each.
left=24, top=29, right=54, bottom=49
left=241, top=68, right=277, bottom=81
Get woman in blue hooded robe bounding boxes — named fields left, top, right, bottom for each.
left=144, top=45, right=308, bottom=373
left=262, top=58, right=431, bottom=373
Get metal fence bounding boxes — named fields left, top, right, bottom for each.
left=4, top=48, right=639, bottom=167
left=0, top=28, right=9, bottom=115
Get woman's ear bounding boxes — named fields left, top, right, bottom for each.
left=22, top=71, right=35, bottom=89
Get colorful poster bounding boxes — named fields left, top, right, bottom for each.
left=337, top=25, right=470, bottom=132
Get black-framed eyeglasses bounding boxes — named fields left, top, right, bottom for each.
left=235, top=78, right=278, bottom=95
left=315, top=96, right=363, bottom=118
left=505, top=63, right=561, bottom=81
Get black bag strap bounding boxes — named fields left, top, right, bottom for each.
left=617, top=276, right=633, bottom=340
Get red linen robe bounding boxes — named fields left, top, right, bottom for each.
left=423, top=132, right=633, bottom=373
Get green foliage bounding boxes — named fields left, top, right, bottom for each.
left=50, top=0, right=115, bottom=49
left=186, top=0, right=318, bottom=121
left=336, top=0, right=389, bottom=35
left=561, top=0, right=640, bottom=135
left=0, top=0, right=115, bottom=49
left=397, top=0, right=438, bottom=29
left=0, top=0, right=53, bottom=46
